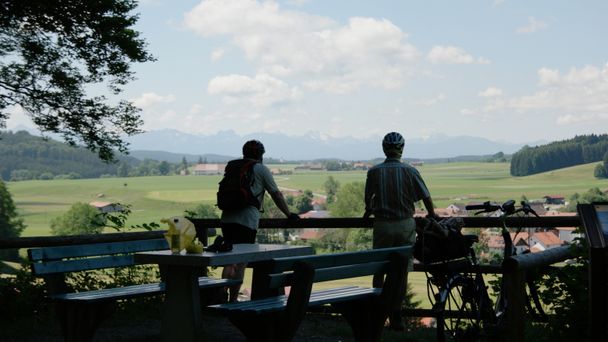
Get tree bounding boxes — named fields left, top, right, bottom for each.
left=294, top=190, right=314, bottom=213
left=329, top=181, right=365, bottom=217
left=50, top=202, right=105, bottom=236
left=181, top=157, right=189, bottom=175
left=0, top=180, right=26, bottom=260
left=185, top=203, right=219, bottom=219
left=594, top=163, right=607, bottom=179
left=158, top=161, right=170, bottom=175
left=324, top=176, right=340, bottom=204
left=0, top=0, right=154, bottom=161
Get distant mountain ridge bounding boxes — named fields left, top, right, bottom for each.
left=126, top=129, right=536, bottom=160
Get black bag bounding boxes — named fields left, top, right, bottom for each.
left=216, top=159, right=260, bottom=211
left=414, top=217, right=469, bottom=264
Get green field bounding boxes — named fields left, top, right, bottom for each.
left=7, top=161, right=608, bottom=236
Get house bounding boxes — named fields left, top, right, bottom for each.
left=193, top=163, right=225, bottom=175
left=410, top=161, right=424, bottom=167
left=297, top=228, right=326, bottom=241
left=556, top=227, right=581, bottom=243
left=530, top=231, right=564, bottom=250
left=353, top=162, right=371, bottom=170
left=311, top=197, right=327, bottom=211
left=543, top=195, right=565, bottom=205
left=89, top=201, right=123, bottom=213
left=529, top=203, right=547, bottom=216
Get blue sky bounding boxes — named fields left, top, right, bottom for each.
left=8, top=0, right=608, bottom=144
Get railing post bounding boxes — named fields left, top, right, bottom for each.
left=504, top=268, right=525, bottom=341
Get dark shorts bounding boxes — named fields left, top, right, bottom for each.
left=221, top=223, right=257, bottom=244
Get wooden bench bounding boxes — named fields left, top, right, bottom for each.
left=208, top=245, right=411, bottom=342
left=28, top=238, right=240, bottom=342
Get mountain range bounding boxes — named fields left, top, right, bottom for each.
left=125, top=129, right=539, bottom=161
left=7, top=126, right=541, bottom=161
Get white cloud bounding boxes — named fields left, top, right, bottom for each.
left=557, top=113, right=608, bottom=125
left=4, top=105, right=33, bottom=130
left=208, top=73, right=302, bottom=107
left=184, top=0, right=419, bottom=93
left=416, top=94, right=446, bottom=106
left=516, top=16, right=548, bottom=34
left=427, top=46, right=489, bottom=64
left=211, top=48, right=225, bottom=61
left=478, top=87, right=503, bottom=97
left=510, top=64, right=608, bottom=112
left=140, top=109, right=180, bottom=131
left=131, top=92, right=176, bottom=108
left=538, top=68, right=560, bottom=86
left=493, top=0, right=505, bottom=6
left=465, top=62, right=608, bottom=127
left=189, top=104, right=203, bottom=114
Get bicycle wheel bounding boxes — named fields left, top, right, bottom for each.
left=435, top=273, right=491, bottom=341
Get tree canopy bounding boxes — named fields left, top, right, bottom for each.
left=0, top=0, right=154, bottom=161
left=0, top=179, right=25, bottom=238
left=50, top=202, right=106, bottom=236
left=510, top=134, right=608, bottom=176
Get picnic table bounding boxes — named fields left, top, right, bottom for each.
left=134, top=243, right=314, bottom=342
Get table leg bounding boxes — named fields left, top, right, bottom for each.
left=162, top=265, right=205, bottom=342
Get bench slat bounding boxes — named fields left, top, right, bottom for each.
left=32, top=255, right=138, bottom=275
left=50, top=277, right=240, bottom=303
left=209, top=286, right=382, bottom=314
left=270, top=246, right=411, bottom=272
left=28, top=238, right=168, bottom=261
left=267, top=260, right=390, bottom=288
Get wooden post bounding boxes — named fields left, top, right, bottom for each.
left=504, top=269, right=526, bottom=341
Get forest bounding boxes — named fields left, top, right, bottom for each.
left=0, top=131, right=140, bottom=181
left=510, top=134, right=608, bottom=176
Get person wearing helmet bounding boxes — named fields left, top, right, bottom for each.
left=219, top=140, right=299, bottom=302
left=364, top=132, right=437, bottom=331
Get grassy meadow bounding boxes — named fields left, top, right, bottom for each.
left=7, top=161, right=608, bottom=237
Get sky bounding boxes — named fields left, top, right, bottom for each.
left=6, top=0, right=608, bottom=144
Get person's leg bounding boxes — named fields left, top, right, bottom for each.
left=220, top=224, right=257, bottom=302
left=389, top=218, right=417, bottom=330
left=372, top=221, right=393, bottom=288
left=222, top=263, right=246, bottom=302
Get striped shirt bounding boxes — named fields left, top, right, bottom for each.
left=364, top=158, right=431, bottom=219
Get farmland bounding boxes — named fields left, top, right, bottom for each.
left=7, top=161, right=607, bottom=237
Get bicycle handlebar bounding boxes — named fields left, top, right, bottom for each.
left=465, top=199, right=538, bottom=217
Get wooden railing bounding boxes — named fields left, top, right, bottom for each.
left=0, top=216, right=581, bottom=339
left=0, top=216, right=581, bottom=249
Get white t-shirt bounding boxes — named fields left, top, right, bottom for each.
left=220, top=161, right=280, bottom=229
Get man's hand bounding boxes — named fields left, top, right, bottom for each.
left=288, top=213, right=300, bottom=220
left=426, top=212, right=440, bottom=221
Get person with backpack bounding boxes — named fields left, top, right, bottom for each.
left=217, top=139, right=299, bottom=302
left=363, top=132, right=438, bottom=331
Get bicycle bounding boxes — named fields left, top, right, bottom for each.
left=416, top=200, right=547, bottom=341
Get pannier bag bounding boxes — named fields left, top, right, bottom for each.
left=414, top=217, right=468, bottom=264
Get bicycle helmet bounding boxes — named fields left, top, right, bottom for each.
left=242, top=140, right=265, bottom=159
left=382, top=132, right=405, bottom=152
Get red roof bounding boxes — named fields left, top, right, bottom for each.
left=533, top=231, right=563, bottom=247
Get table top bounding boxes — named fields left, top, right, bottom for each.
left=134, top=243, right=314, bottom=267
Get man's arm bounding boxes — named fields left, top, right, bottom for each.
left=269, top=190, right=297, bottom=218
left=422, top=196, right=439, bottom=219
left=363, top=174, right=373, bottom=218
